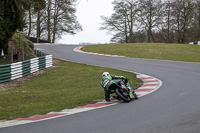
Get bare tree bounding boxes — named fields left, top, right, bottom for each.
left=46, top=0, right=52, bottom=42
left=191, top=1, right=200, bottom=41
left=51, top=0, right=82, bottom=43
left=137, top=0, right=164, bottom=43
left=170, top=0, right=195, bottom=43
left=100, top=0, right=138, bottom=43
left=163, top=0, right=173, bottom=43
left=23, top=0, right=82, bottom=43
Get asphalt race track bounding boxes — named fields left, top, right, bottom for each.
left=1, top=45, right=200, bottom=133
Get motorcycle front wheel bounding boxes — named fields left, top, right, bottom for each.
left=115, top=89, right=131, bottom=103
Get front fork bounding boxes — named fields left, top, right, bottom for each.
left=125, top=82, right=137, bottom=99
left=125, top=82, right=134, bottom=92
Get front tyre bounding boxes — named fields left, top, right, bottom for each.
left=133, top=92, right=138, bottom=100
left=115, top=89, right=131, bottom=103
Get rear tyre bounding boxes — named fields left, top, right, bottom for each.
left=115, top=89, right=130, bottom=103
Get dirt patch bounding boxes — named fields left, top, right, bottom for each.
left=0, top=67, right=55, bottom=91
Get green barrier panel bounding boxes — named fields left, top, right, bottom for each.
left=0, top=67, right=11, bottom=71
left=0, top=64, right=11, bottom=71
left=39, top=56, right=46, bottom=60
left=39, top=56, right=46, bottom=70
left=0, top=72, right=11, bottom=77
left=39, top=65, right=46, bottom=70
left=0, top=64, right=11, bottom=83
left=22, top=67, right=31, bottom=72
left=23, top=69, right=31, bottom=77
left=0, top=75, right=11, bottom=80
left=22, top=62, right=31, bottom=68
left=0, top=64, right=11, bottom=68
left=0, top=78, right=11, bottom=83
left=22, top=60, right=31, bottom=77
left=0, top=70, right=11, bottom=74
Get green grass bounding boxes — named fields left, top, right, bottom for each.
left=0, top=59, right=142, bottom=120
left=83, top=43, right=200, bottom=63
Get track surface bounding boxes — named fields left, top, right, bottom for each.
left=1, top=45, right=200, bottom=133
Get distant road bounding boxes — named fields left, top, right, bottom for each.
left=1, top=45, right=200, bottom=133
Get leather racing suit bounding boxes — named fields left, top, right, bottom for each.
left=101, top=74, right=135, bottom=101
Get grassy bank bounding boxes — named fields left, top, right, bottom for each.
left=0, top=32, right=35, bottom=65
left=83, top=43, right=200, bottom=63
left=0, top=59, right=142, bottom=120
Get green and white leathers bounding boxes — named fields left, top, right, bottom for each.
left=101, top=72, right=130, bottom=90
left=101, top=72, right=138, bottom=102
left=101, top=74, right=125, bottom=90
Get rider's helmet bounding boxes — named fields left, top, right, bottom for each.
left=102, top=72, right=110, bottom=77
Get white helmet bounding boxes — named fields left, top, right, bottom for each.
left=102, top=72, right=110, bottom=77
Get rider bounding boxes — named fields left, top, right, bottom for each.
left=101, top=72, right=138, bottom=102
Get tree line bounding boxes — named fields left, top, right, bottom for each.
left=100, top=0, right=200, bottom=44
left=24, top=0, right=82, bottom=43
left=0, top=0, right=81, bottom=49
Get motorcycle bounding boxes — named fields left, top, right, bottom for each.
left=109, top=79, right=138, bottom=102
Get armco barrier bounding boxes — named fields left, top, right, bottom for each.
left=189, top=41, right=200, bottom=45
left=0, top=55, right=52, bottom=83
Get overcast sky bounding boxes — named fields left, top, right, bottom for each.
left=59, top=0, right=114, bottom=44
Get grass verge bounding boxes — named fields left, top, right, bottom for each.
left=83, top=43, right=200, bottom=63
left=0, top=59, right=142, bottom=120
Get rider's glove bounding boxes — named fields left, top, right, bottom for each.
left=121, top=77, right=128, bottom=82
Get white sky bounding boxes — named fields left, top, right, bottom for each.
left=59, top=0, right=114, bottom=44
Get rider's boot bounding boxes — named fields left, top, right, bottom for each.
left=111, top=96, right=120, bottom=100
left=105, top=90, right=111, bottom=102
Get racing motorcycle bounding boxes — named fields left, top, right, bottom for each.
left=110, top=79, right=137, bottom=102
